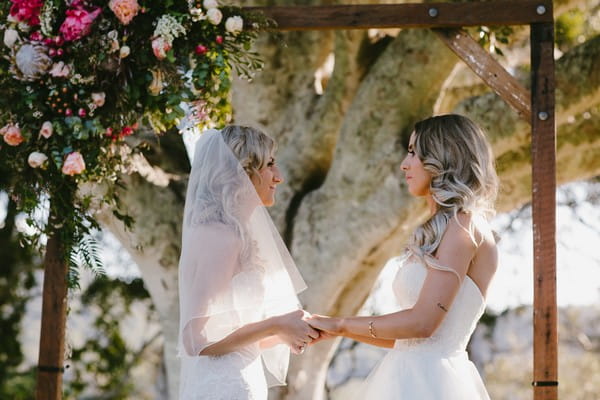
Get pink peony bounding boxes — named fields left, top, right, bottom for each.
left=109, top=0, right=140, bottom=25
left=2, top=124, right=25, bottom=146
left=59, top=6, right=102, bottom=42
left=39, top=121, right=53, bottom=138
left=151, top=37, right=171, bottom=60
left=62, top=151, right=86, bottom=176
left=9, top=0, right=43, bottom=26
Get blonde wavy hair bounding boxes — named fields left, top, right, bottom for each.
left=221, top=125, right=276, bottom=182
left=407, top=114, right=499, bottom=258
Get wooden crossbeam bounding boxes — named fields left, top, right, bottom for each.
left=248, top=0, right=553, bottom=31
left=434, top=28, right=531, bottom=122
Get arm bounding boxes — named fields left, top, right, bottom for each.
left=310, top=215, right=477, bottom=343
left=201, top=310, right=320, bottom=356
left=181, top=228, right=319, bottom=357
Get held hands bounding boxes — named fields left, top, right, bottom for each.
left=275, top=310, right=320, bottom=355
left=306, top=314, right=344, bottom=336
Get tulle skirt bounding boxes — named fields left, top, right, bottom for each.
left=355, top=348, right=490, bottom=400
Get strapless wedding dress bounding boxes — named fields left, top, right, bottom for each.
left=356, top=257, right=491, bottom=399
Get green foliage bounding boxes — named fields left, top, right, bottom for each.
left=64, top=275, right=158, bottom=399
left=0, top=187, right=39, bottom=398
left=0, top=1, right=268, bottom=286
left=475, top=26, right=514, bottom=56
left=555, top=9, right=586, bottom=51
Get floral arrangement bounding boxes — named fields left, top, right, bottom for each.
left=0, top=0, right=266, bottom=274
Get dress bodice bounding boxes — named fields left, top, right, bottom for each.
left=391, top=256, right=485, bottom=354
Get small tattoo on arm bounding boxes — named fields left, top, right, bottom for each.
left=437, top=302, right=448, bottom=312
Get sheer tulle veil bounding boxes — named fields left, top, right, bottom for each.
left=177, top=129, right=306, bottom=386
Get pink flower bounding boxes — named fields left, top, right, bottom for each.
left=1, top=124, right=25, bottom=146
left=109, top=0, right=140, bottom=25
left=62, top=151, right=86, bottom=176
left=2, top=124, right=25, bottom=146
left=9, top=0, right=43, bottom=26
left=29, top=31, right=43, bottom=42
left=151, top=37, right=171, bottom=60
left=59, top=6, right=102, bottom=42
left=39, top=121, right=53, bottom=138
left=195, top=44, right=207, bottom=55
left=120, top=126, right=134, bottom=137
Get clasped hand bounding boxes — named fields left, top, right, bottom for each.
left=277, top=310, right=342, bottom=354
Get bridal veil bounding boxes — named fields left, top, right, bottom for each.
left=178, top=129, right=306, bottom=386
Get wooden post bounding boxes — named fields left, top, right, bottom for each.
left=36, top=229, right=69, bottom=400
left=530, top=17, right=558, bottom=400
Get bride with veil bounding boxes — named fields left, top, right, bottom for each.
left=177, top=126, right=319, bottom=399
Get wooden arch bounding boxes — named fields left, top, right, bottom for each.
left=246, top=1, right=558, bottom=399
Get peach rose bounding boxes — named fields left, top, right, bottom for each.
left=39, top=121, right=53, bottom=138
left=61, top=151, right=86, bottom=175
left=109, top=0, right=140, bottom=25
left=2, top=124, right=24, bottom=146
left=151, top=37, right=171, bottom=60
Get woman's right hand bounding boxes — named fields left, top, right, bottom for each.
left=273, top=310, right=320, bottom=354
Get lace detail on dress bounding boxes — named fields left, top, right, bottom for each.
left=180, top=348, right=267, bottom=400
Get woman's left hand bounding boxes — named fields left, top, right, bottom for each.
left=307, top=314, right=343, bottom=336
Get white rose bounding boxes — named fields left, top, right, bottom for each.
left=203, top=0, right=218, bottom=9
left=107, top=30, right=119, bottom=40
left=91, top=92, right=106, bottom=107
left=120, top=45, right=131, bottom=58
left=49, top=61, right=70, bottom=78
left=206, top=8, right=222, bottom=25
left=225, top=16, right=243, bottom=34
left=28, top=152, right=48, bottom=168
left=39, top=121, right=53, bottom=138
left=4, top=28, right=19, bottom=48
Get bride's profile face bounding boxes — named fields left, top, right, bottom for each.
left=251, top=155, right=284, bottom=207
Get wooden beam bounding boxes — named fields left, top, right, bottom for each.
left=36, top=232, right=69, bottom=400
left=434, top=28, right=531, bottom=122
left=530, top=21, right=558, bottom=400
left=247, top=1, right=553, bottom=31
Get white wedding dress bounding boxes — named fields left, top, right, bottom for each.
left=179, top=266, right=273, bottom=400
left=356, top=256, right=491, bottom=399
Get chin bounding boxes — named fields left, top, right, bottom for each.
left=262, top=198, right=275, bottom=207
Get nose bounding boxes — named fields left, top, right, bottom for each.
left=273, top=166, right=284, bottom=184
left=400, top=156, right=409, bottom=171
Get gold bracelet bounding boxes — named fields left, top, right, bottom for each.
left=368, top=321, right=377, bottom=338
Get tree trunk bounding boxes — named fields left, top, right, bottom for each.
left=97, top=8, right=600, bottom=397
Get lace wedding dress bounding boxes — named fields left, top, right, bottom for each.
left=179, top=266, right=270, bottom=400
left=357, top=256, right=491, bottom=399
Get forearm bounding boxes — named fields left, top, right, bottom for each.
left=341, top=332, right=396, bottom=348
left=340, top=310, right=429, bottom=341
left=200, top=317, right=278, bottom=356
left=259, top=335, right=284, bottom=349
